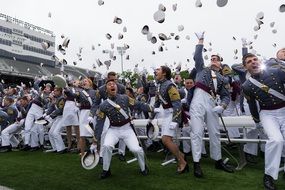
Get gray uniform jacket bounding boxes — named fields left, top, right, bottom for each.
left=242, top=68, right=285, bottom=122
left=95, top=94, right=152, bottom=141
left=193, top=44, right=230, bottom=106
left=154, top=79, right=182, bottom=124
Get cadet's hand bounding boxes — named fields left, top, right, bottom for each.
left=169, top=122, right=178, bottom=130
left=87, top=116, right=94, bottom=123
left=90, top=143, right=97, bottom=153
left=181, top=98, right=187, bottom=104
left=195, top=31, right=205, bottom=40
left=44, top=115, right=53, bottom=124
left=241, top=38, right=247, bottom=47
left=212, top=105, right=224, bottom=114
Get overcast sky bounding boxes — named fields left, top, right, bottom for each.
left=1, top=0, right=285, bottom=75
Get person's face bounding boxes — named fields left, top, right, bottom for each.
left=44, top=86, right=51, bottom=93
left=106, top=81, right=117, bottom=96
left=155, top=67, right=164, bottom=81
left=82, top=78, right=92, bottom=89
left=137, top=87, right=144, bottom=94
left=108, top=75, right=118, bottom=83
left=244, top=56, right=261, bottom=75
left=53, top=88, right=62, bottom=97
left=4, top=99, right=11, bottom=107
left=174, top=75, right=182, bottom=84
left=184, top=79, right=195, bottom=89
left=277, top=48, right=285, bottom=61
left=210, top=55, right=222, bottom=69
left=72, top=80, right=80, bottom=87
left=19, top=99, right=28, bottom=107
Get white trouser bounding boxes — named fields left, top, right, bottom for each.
left=260, top=107, right=285, bottom=180
left=100, top=118, right=110, bottom=157
left=103, top=123, right=145, bottom=171
left=79, top=109, right=93, bottom=137
left=222, top=100, right=240, bottom=138
left=190, top=88, right=221, bottom=162
left=244, top=127, right=267, bottom=155
left=182, top=123, right=206, bottom=154
left=118, top=139, right=126, bottom=155
left=242, top=101, right=266, bottom=154
left=1, top=119, right=24, bottom=147
left=24, top=104, right=43, bottom=147
left=49, top=116, right=65, bottom=151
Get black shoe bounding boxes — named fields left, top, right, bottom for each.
left=20, top=145, right=31, bottom=151
left=215, top=160, right=234, bottom=173
left=0, top=146, right=12, bottom=153
left=193, top=162, right=203, bottom=178
left=177, top=163, right=189, bottom=174
left=263, top=174, right=276, bottom=190
left=141, top=165, right=149, bottom=176
left=245, top=153, right=257, bottom=164
left=118, top=153, right=126, bottom=161
left=100, top=169, right=111, bottom=179
left=30, top=146, right=40, bottom=152
left=99, top=157, right=103, bottom=165
left=57, top=149, right=67, bottom=154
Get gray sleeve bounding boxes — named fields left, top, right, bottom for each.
left=95, top=105, right=106, bottom=142
left=194, top=44, right=205, bottom=72
left=218, top=78, right=230, bottom=106
left=242, top=47, right=248, bottom=57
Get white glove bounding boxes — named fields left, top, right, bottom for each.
left=255, top=122, right=263, bottom=129
left=195, top=31, right=205, bottom=40
left=87, top=116, right=94, bottom=124
left=44, top=115, right=53, bottom=123
left=241, top=38, right=247, bottom=47
left=212, top=105, right=224, bottom=114
left=154, top=108, right=162, bottom=113
left=169, top=122, right=178, bottom=130
left=90, top=144, right=97, bottom=153
left=181, top=99, right=187, bottom=104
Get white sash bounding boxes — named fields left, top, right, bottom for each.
left=249, top=77, right=285, bottom=101
left=82, top=90, right=93, bottom=106
left=106, top=98, right=129, bottom=119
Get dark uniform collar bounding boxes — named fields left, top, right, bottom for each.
left=157, top=78, right=167, bottom=84
left=107, top=94, right=118, bottom=101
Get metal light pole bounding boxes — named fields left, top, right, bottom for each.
left=117, top=46, right=126, bottom=73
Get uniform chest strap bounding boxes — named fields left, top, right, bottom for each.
left=106, top=99, right=129, bottom=119
left=249, top=77, right=285, bottom=101
left=82, top=90, right=93, bottom=106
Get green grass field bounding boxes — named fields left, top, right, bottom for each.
left=0, top=149, right=284, bottom=190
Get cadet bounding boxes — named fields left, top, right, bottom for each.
left=95, top=79, right=152, bottom=179
left=44, top=87, right=66, bottom=153
left=0, top=96, right=30, bottom=152
left=94, top=72, right=127, bottom=161
left=242, top=53, right=285, bottom=190
left=190, top=32, right=233, bottom=178
left=154, top=66, right=188, bottom=174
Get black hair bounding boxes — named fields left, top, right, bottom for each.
left=242, top=53, right=257, bottom=65
left=161, top=66, right=172, bottom=80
